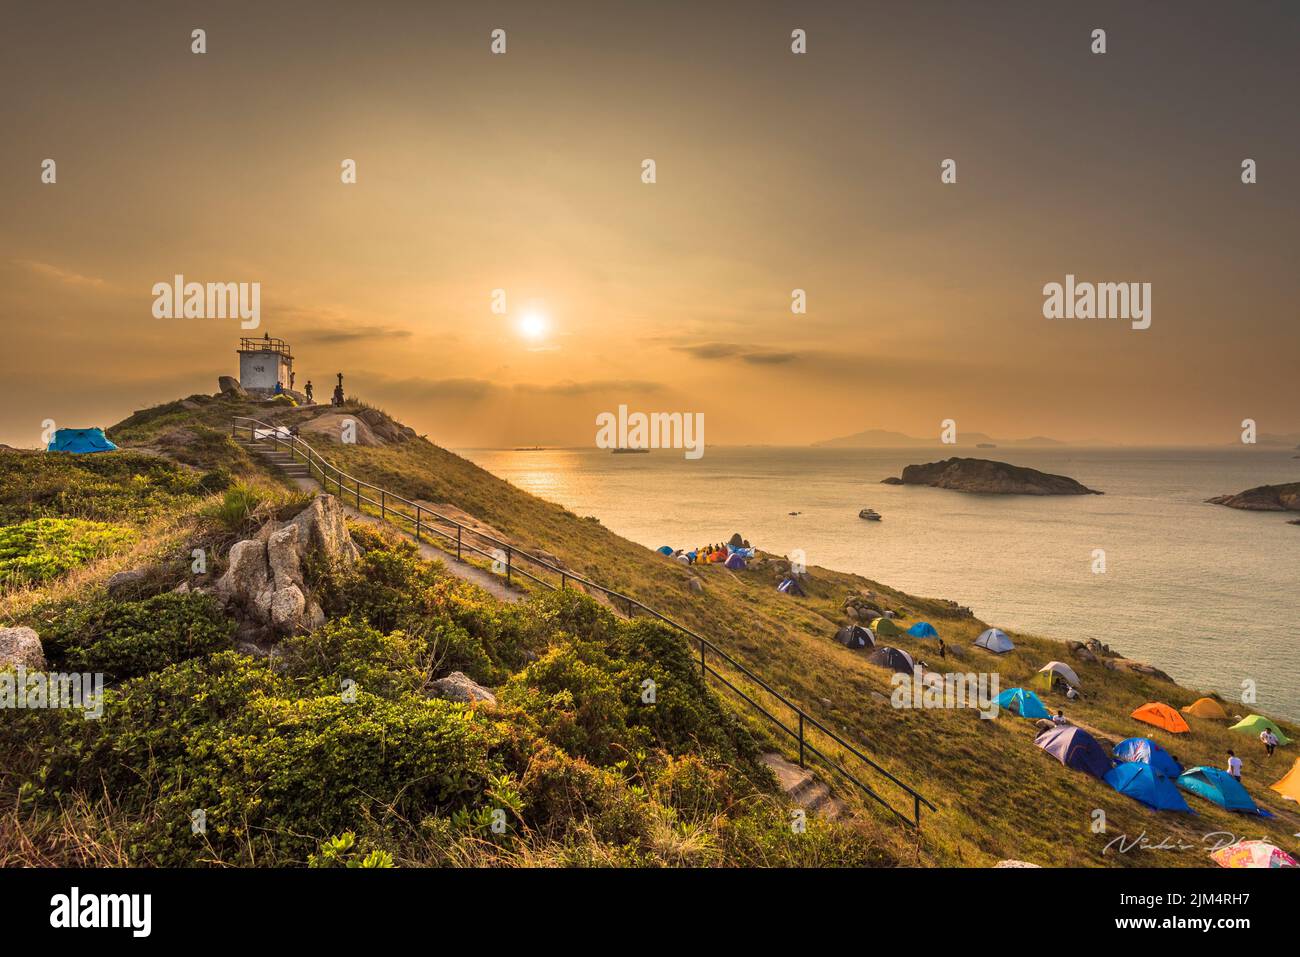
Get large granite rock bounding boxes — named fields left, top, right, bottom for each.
left=0, top=627, right=45, bottom=671
left=1206, top=482, right=1300, bottom=512
left=891, top=458, right=1102, bottom=495
left=216, top=495, right=353, bottom=640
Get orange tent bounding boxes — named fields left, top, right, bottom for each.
left=1271, top=758, right=1300, bottom=801
left=1182, top=697, right=1229, bottom=720
left=1131, top=702, right=1191, bottom=734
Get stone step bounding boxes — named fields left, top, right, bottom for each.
left=759, top=752, right=847, bottom=822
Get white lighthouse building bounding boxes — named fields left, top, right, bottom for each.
left=237, top=335, right=293, bottom=394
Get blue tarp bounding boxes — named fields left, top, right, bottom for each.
left=47, top=428, right=117, bottom=453
left=1177, top=767, right=1261, bottom=814
left=1103, top=762, right=1192, bottom=813
left=995, top=687, right=1050, bottom=719
left=1113, top=738, right=1183, bottom=778
left=907, top=621, right=940, bottom=639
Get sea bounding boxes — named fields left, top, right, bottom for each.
left=461, top=446, right=1300, bottom=722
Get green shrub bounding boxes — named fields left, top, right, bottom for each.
left=0, top=449, right=204, bottom=524
left=278, top=618, right=428, bottom=698
left=45, top=592, right=235, bottom=680
left=0, top=517, right=135, bottom=586
left=205, top=482, right=264, bottom=532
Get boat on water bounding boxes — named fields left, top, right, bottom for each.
left=612, top=447, right=650, bottom=454
left=859, top=508, right=882, bottom=521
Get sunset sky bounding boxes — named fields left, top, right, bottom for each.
left=2, top=1, right=1297, bottom=449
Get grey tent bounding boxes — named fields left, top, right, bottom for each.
left=974, top=628, right=1015, bottom=654
left=867, top=646, right=915, bottom=673
left=834, top=624, right=874, bottom=649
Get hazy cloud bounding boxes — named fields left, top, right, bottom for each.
left=15, top=259, right=106, bottom=289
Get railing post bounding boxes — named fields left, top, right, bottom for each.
left=356, top=481, right=361, bottom=510
left=560, top=572, right=566, bottom=590
left=415, top=505, right=422, bottom=543
left=456, top=525, right=462, bottom=561
left=380, top=490, right=386, bottom=521
left=505, top=546, right=512, bottom=584
left=798, top=714, right=806, bottom=769
left=699, top=638, right=706, bottom=677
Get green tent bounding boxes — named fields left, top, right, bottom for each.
left=871, top=616, right=904, bottom=638
left=1229, top=715, right=1291, bottom=745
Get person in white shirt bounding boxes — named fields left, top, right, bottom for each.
left=1226, top=750, right=1243, bottom=780
left=1261, top=729, right=1278, bottom=757
left=1052, top=709, right=1068, bottom=726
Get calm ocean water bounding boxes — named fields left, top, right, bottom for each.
left=462, top=446, right=1300, bottom=721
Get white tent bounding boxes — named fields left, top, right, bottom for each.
left=1039, top=660, right=1081, bottom=687
left=974, top=628, right=1015, bottom=654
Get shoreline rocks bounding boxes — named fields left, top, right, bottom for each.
left=886, top=458, right=1102, bottom=495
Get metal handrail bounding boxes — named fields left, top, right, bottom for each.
left=231, top=416, right=938, bottom=828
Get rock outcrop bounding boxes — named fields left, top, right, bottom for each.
left=1206, top=482, right=1300, bottom=512
left=0, top=627, right=46, bottom=671
left=218, top=375, right=247, bottom=397
left=216, top=495, right=357, bottom=642
left=427, top=671, right=497, bottom=708
left=890, top=458, right=1102, bottom=495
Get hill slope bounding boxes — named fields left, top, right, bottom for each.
left=6, top=391, right=1298, bottom=867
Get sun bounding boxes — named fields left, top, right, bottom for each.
left=518, top=311, right=549, bottom=341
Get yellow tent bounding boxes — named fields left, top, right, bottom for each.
left=1182, top=697, right=1229, bottom=720
left=1271, top=758, right=1300, bottom=802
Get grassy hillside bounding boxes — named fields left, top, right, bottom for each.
left=0, top=409, right=885, bottom=868
left=4, top=391, right=1298, bottom=867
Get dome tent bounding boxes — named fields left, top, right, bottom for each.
left=1229, top=715, right=1291, bottom=744
left=723, top=552, right=747, bottom=570
left=866, top=646, right=914, bottom=674
left=1131, top=702, right=1190, bottom=734
left=1035, top=726, right=1112, bottom=779
left=1182, top=697, right=1229, bottom=720
left=47, top=428, right=117, bottom=453
left=1270, top=758, right=1300, bottom=801
left=1113, top=737, right=1183, bottom=778
left=995, top=688, right=1050, bottom=719
left=1103, top=763, right=1192, bottom=813
left=907, top=621, right=939, bottom=639
left=1177, top=767, right=1262, bottom=815
left=871, top=616, right=904, bottom=638
left=834, top=624, right=873, bottom=650
left=656, top=545, right=674, bottom=556
left=974, top=628, right=1014, bottom=654
left=1038, top=660, right=1081, bottom=688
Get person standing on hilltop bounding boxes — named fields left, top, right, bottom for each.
left=304, top=380, right=314, bottom=404
left=332, top=372, right=345, bottom=407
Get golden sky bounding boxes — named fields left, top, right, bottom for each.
left=2, top=1, right=1298, bottom=448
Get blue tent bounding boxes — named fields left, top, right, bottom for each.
left=656, top=545, right=674, bottom=556
left=1103, top=762, right=1192, bottom=812
left=1113, top=738, right=1183, bottom=778
left=1177, top=767, right=1261, bottom=814
left=48, top=428, right=117, bottom=453
left=995, top=687, right=1050, bottom=719
left=907, top=621, right=939, bottom=639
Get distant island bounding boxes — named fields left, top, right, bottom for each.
left=1206, top=481, right=1300, bottom=512
left=882, top=457, right=1103, bottom=495
left=812, top=428, right=1083, bottom=449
